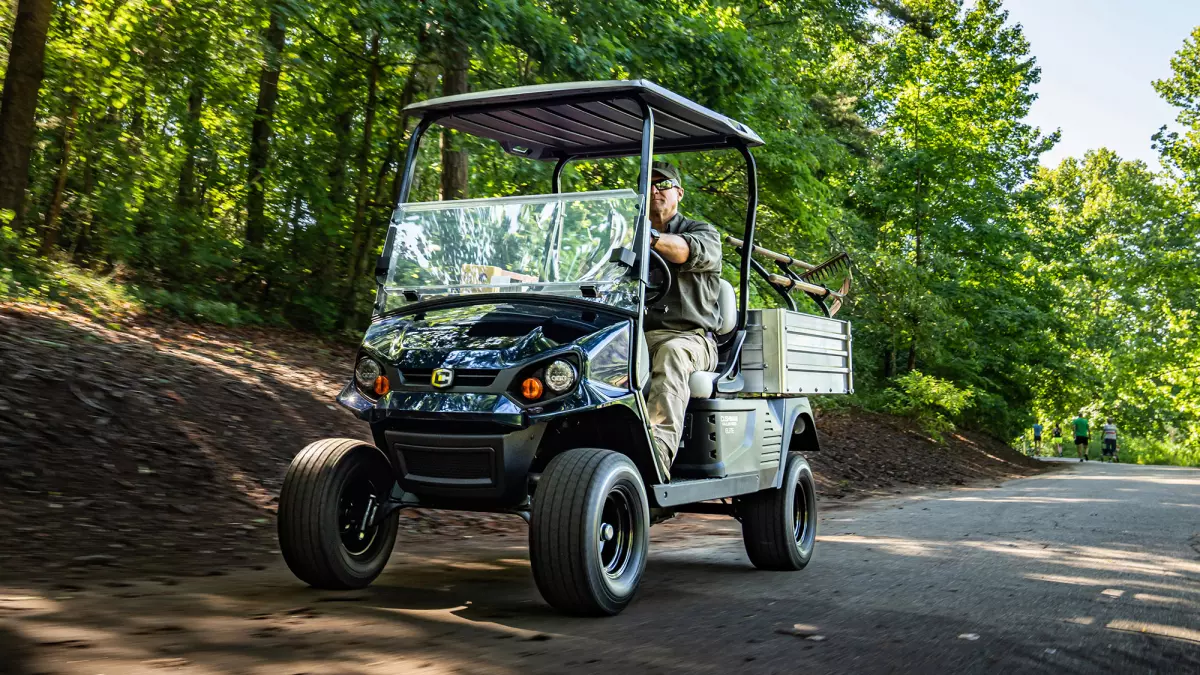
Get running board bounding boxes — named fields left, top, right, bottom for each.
left=652, top=474, right=760, bottom=507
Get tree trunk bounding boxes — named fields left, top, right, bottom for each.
left=244, top=2, right=286, bottom=247
left=40, top=94, right=80, bottom=255
left=883, top=344, right=896, bottom=378
left=388, top=29, right=431, bottom=208
left=345, top=32, right=381, bottom=274
left=324, top=96, right=355, bottom=221
left=908, top=163, right=923, bottom=374
left=338, top=33, right=383, bottom=327
left=287, top=189, right=303, bottom=262
left=339, top=56, right=433, bottom=327
left=129, top=80, right=154, bottom=263
left=440, top=43, right=469, bottom=200
left=309, top=79, right=355, bottom=290
left=0, top=0, right=54, bottom=229
left=176, top=79, right=204, bottom=211
left=69, top=135, right=96, bottom=262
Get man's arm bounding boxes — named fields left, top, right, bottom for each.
left=653, top=220, right=721, bottom=272
left=652, top=233, right=691, bottom=264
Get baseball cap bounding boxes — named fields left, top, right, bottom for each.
left=650, top=160, right=683, bottom=187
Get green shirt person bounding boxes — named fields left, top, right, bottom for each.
left=1071, top=415, right=1090, bottom=461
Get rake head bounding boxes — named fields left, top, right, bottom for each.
left=798, top=252, right=851, bottom=285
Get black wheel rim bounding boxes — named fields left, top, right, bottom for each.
left=338, top=471, right=383, bottom=558
left=599, top=484, right=637, bottom=578
left=793, top=473, right=815, bottom=553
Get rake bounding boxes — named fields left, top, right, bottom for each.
left=724, top=235, right=853, bottom=317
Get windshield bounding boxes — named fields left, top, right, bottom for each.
left=379, top=190, right=641, bottom=314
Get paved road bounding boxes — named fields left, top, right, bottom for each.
left=3, top=460, right=1199, bottom=674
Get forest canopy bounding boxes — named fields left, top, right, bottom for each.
left=2, top=0, right=1200, bottom=451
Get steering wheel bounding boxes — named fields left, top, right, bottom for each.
left=645, top=248, right=673, bottom=307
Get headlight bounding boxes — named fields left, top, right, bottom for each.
left=544, top=359, right=577, bottom=393
left=355, top=357, right=382, bottom=390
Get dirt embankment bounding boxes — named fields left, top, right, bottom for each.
left=0, top=302, right=1046, bottom=583
left=807, top=409, right=1046, bottom=502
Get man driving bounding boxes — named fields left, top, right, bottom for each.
left=644, top=161, right=722, bottom=481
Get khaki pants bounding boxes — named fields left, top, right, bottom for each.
left=645, top=328, right=717, bottom=482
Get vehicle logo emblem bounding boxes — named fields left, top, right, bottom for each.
left=431, top=368, right=454, bottom=388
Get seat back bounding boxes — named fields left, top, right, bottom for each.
left=716, top=279, right=737, bottom=336
left=689, top=279, right=739, bottom=400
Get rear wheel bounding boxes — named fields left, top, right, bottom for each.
left=530, top=448, right=650, bottom=616
left=739, top=452, right=817, bottom=570
left=277, top=438, right=399, bottom=589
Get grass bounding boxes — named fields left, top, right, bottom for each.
left=1, top=259, right=144, bottom=322
left=1, top=258, right=262, bottom=327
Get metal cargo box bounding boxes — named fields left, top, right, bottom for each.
left=740, top=309, right=852, bottom=395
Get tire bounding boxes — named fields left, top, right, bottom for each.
left=277, top=438, right=399, bottom=590
left=529, top=448, right=650, bottom=616
left=739, top=452, right=817, bottom=570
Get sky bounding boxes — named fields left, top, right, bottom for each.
left=1001, top=0, right=1200, bottom=168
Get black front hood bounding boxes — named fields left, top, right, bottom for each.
left=362, top=302, right=621, bottom=370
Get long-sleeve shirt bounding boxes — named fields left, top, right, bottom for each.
left=645, top=212, right=723, bottom=333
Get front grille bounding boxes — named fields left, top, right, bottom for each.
left=399, top=447, right=494, bottom=482
left=399, top=368, right=499, bottom=388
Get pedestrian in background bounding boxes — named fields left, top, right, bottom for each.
left=1102, top=418, right=1119, bottom=462
left=1072, top=413, right=1090, bottom=462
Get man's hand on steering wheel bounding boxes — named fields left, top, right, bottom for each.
left=645, top=248, right=673, bottom=306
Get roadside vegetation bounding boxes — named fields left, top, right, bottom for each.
left=3, top=1, right=1200, bottom=463
left=1026, top=435, right=1200, bottom=468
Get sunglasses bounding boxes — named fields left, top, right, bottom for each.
left=651, top=178, right=680, bottom=191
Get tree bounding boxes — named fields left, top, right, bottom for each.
left=1154, top=26, right=1200, bottom=192
left=1021, top=150, right=1200, bottom=440
left=245, top=0, right=287, bottom=249
left=0, top=0, right=53, bottom=230
left=840, top=0, right=1055, bottom=432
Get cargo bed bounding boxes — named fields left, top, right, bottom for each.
left=738, top=308, right=852, bottom=395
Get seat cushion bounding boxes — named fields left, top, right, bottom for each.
left=689, top=371, right=720, bottom=399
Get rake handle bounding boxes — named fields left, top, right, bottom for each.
left=763, top=271, right=846, bottom=299
left=723, top=235, right=816, bottom=271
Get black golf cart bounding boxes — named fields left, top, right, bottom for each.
left=277, top=80, right=853, bottom=616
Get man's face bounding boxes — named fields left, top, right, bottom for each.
left=649, top=173, right=683, bottom=222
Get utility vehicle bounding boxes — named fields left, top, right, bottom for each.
left=277, top=80, right=854, bottom=616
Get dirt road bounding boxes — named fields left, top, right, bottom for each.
left=2, top=459, right=1198, bottom=674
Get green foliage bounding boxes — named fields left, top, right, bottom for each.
left=881, top=370, right=974, bottom=439
left=1119, top=437, right=1200, bottom=468
left=1154, top=26, right=1200, bottom=190
left=137, top=288, right=259, bottom=326
left=1020, top=149, right=1200, bottom=449
left=0, top=256, right=143, bottom=319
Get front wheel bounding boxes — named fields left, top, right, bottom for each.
left=530, top=448, right=650, bottom=616
left=738, top=452, right=817, bottom=570
left=277, top=438, right=399, bottom=589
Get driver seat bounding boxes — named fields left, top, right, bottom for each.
left=687, top=279, right=738, bottom=398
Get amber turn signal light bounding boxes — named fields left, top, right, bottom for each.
left=374, top=375, right=390, bottom=396
left=521, top=377, right=544, bottom=400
